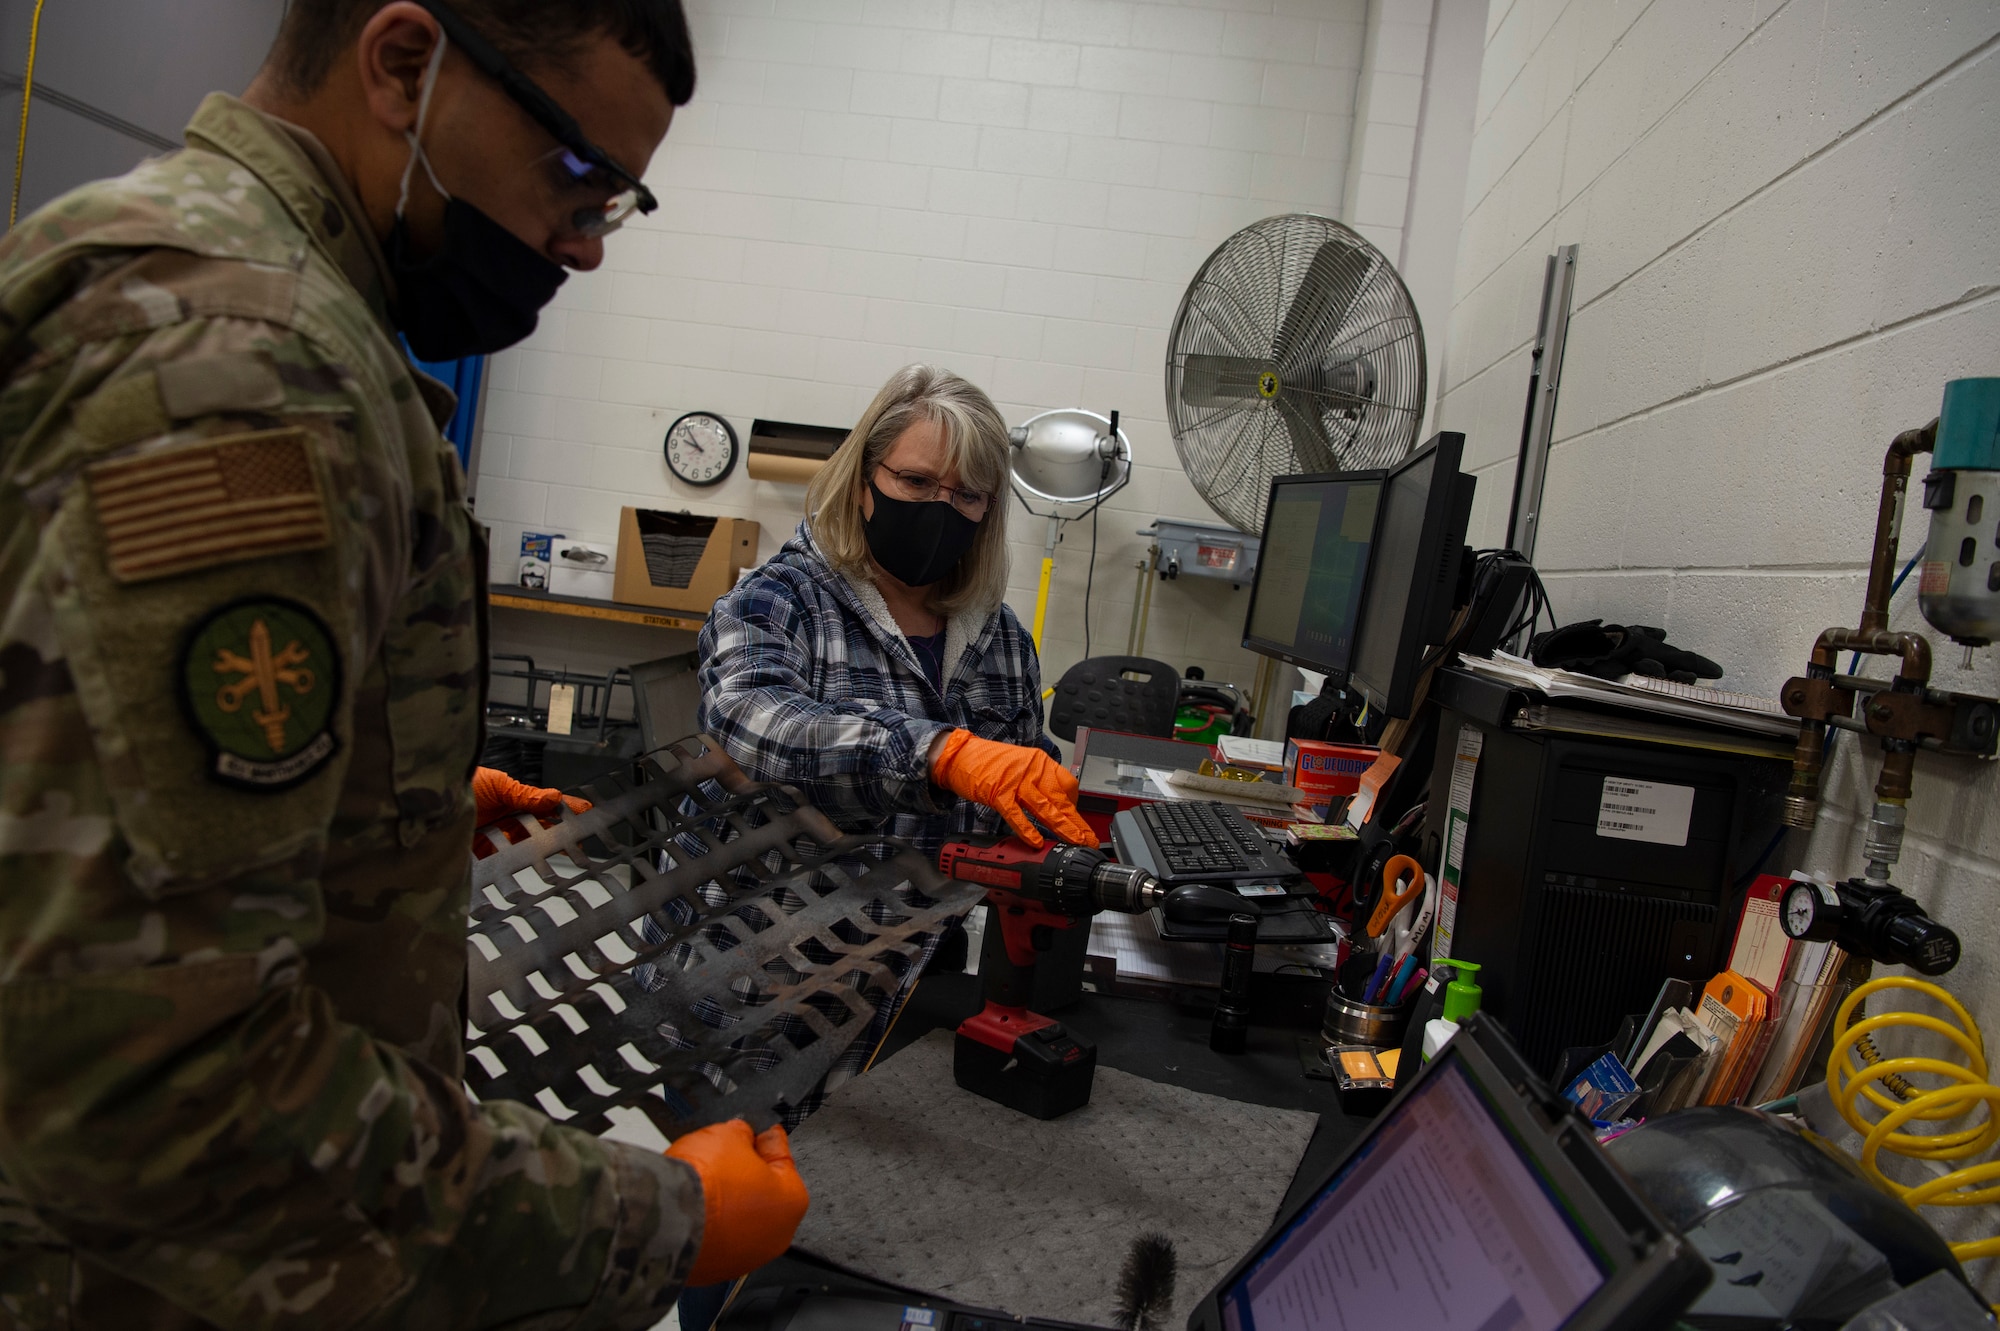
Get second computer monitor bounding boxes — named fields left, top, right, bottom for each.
left=1240, top=471, right=1385, bottom=679
left=1348, top=431, right=1475, bottom=718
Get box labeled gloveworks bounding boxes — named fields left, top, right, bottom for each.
left=1285, top=739, right=1378, bottom=816
left=611, top=507, right=760, bottom=613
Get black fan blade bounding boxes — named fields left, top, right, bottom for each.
left=1272, top=242, right=1374, bottom=365
left=1273, top=390, right=1338, bottom=472
left=1179, top=354, right=1276, bottom=407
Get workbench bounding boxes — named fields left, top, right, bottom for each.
left=489, top=583, right=706, bottom=632
left=726, top=970, right=1374, bottom=1321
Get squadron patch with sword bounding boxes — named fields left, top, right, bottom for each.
left=181, top=598, right=341, bottom=789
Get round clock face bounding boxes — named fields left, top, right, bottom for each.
left=1782, top=881, right=1823, bottom=940
left=664, top=411, right=738, bottom=487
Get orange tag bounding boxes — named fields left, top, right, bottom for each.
left=1339, top=1049, right=1383, bottom=1080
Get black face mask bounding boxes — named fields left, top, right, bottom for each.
left=864, top=480, right=981, bottom=588
left=388, top=33, right=568, bottom=361
left=388, top=197, right=567, bottom=361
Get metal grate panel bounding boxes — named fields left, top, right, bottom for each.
left=464, top=736, right=982, bottom=1135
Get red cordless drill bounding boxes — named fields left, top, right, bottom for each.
left=938, top=835, right=1166, bottom=1119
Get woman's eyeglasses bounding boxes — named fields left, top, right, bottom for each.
left=877, top=467, right=993, bottom=520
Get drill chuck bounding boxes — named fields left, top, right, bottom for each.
left=1087, top=859, right=1165, bottom=915
left=1039, top=844, right=1162, bottom=916
left=937, top=838, right=1163, bottom=918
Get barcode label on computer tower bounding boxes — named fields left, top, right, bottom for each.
left=1596, top=777, right=1694, bottom=845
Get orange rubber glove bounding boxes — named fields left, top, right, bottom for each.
left=667, top=1121, right=810, bottom=1287
left=471, top=767, right=591, bottom=857
left=473, top=767, right=591, bottom=824
left=929, top=729, right=1095, bottom=849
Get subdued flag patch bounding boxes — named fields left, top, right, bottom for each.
left=87, top=427, right=329, bottom=583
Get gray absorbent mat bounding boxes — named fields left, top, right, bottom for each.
left=789, top=1030, right=1317, bottom=1327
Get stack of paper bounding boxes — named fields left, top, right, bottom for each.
left=1631, top=1005, right=1726, bottom=1112
left=1619, top=874, right=1860, bottom=1110
left=1214, top=734, right=1285, bottom=771
left=1746, top=934, right=1850, bottom=1104
left=1611, top=672, right=1792, bottom=718
left=1456, top=652, right=1799, bottom=739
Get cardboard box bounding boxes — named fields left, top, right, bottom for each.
left=1284, top=739, right=1379, bottom=808
left=611, top=507, right=760, bottom=613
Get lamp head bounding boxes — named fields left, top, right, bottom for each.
left=1009, top=408, right=1132, bottom=510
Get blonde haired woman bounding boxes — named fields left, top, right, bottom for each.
left=697, top=364, right=1092, bottom=857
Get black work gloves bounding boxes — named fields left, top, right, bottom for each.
left=1528, top=620, right=1724, bottom=684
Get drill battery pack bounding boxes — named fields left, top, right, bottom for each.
left=953, top=1016, right=1096, bottom=1120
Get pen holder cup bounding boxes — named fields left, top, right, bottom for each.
left=1322, top=955, right=1413, bottom=1049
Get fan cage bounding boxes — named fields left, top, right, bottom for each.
left=1164, top=213, right=1427, bottom=535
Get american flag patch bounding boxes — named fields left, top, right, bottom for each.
left=87, top=427, right=330, bottom=583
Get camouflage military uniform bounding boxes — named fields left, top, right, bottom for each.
left=0, top=94, right=700, bottom=1328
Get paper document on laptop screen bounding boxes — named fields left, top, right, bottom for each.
left=1225, top=1060, right=1604, bottom=1331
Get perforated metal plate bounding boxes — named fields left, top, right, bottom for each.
left=465, top=736, right=980, bottom=1136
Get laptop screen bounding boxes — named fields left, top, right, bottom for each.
left=1220, top=1055, right=1609, bottom=1331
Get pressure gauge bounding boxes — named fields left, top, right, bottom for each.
left=1781, top=878, right=1843, bottom=942
left=663, top=411, right=738, bottom=487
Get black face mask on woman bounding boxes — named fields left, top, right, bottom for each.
left=388, top=34, right=568, bottom=361
left=864, top=480, right=981, bottom=588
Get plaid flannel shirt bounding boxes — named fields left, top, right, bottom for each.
left=698, top=522, right=1058, bottom=859
left=679, top=524, right=1058, bottom=1124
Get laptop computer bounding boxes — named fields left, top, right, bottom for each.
left=1189, top=1012, right=1709, bottom=1331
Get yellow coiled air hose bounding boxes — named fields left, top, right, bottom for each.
left=1828, top=976, right=2000, bottom=1271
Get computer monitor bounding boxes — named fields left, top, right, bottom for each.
left=1348, top=431, right=1475, bottom=718
left=1190, top=1013, right=1708, bottom=1331
left=1240, top=471, right=1386, bottom=679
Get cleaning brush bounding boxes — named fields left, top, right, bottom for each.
left=1112, top=1232, right=1178, bottom=1331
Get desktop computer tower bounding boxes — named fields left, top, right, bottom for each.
left=1420, top=671, right=1789, bottom=1075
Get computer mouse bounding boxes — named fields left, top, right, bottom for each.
left=1162, top=883, right=1262, bottom=924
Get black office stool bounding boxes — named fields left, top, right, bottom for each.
left=1047, top=656, right=1179, bottom=742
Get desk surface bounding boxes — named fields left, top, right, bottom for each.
left=739, top=970, right=1372, bottom=1310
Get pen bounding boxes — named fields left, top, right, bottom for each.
left=1362, top=950, right=1394, bottom=1004
left=1393, top=965, right=1428, bottom=1006
left=1386, top=953, right=1418, bottom=1005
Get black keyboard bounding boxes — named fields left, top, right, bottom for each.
left=1134, top=799, right=1291, bottom=882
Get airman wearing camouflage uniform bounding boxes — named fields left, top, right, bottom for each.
left=0, top=2, right=750, bottom=1324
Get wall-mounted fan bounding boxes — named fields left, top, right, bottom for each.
left=1165, top=214, right=1428, bottom=534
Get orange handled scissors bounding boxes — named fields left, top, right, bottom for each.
left=1366, top=854, right=1426, bottom=939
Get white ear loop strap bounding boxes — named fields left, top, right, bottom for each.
left=395, top=32, right=451, bottom=216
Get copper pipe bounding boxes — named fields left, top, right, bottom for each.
left=1861, top=420, right=1937, bottom=635
left=1786, top=419, right=1941, bottom=833
left=1875, top=742, right=1917, bottom=803
left=1786, top=626, right=1933, bottom=829
left=1784, top=718, right=1827, bottom=827
left=1819, top=627, right=1932, bottom=684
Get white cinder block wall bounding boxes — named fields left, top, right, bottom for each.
left=475, top=0, right=1377, bottom=708
left=1438, top=0, right=2000, bottom=1241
